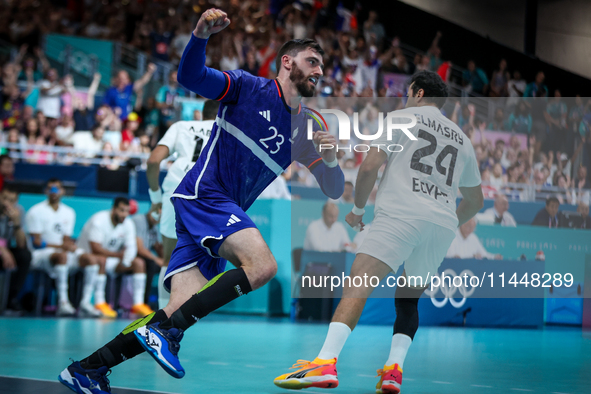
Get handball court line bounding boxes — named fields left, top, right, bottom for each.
left=0, top=375, right=180, bottom=394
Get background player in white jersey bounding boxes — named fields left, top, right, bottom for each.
left=275, top=71, right=484, bottom=393
left=25, top=178, right=100, bottom=317
left=76, top=197, right=143, bottom=318
left=146, top=99, right=219, bottom=308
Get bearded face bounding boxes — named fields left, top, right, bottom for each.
left=289, top=61, right=317, bottom=98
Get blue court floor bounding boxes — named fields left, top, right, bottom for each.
left=0, top=315, right=590, bottom=394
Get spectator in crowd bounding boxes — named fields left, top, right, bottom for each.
left=476, top=194, right=517, bottom=226
left=524, top=71, right=548, bottom=97
left=336, top=181, right=355, bottom=204
left=156, top=71, right=185, bottom=131
left=462, top=60, right=489, bottom=95
left=532, top=196, right=561, bottom=228
left=25, top=179, right=99, bottom=317
left=258, top=170, right=292, bottom=200
left=75, top=197, right=139, bottom=318
left=72, top=73, right=101, bottom=132
left=131, top=206, right=163, bottom=311
left=425, top=31, right=443, bottom=71
left=545, top=90, right=568, bottom=154
left=489, top=162, right=506, bottom=190
left=488, top=107, right=508, bottom=131
left=363, top=10, right=385, bottom=47
left=0, top=155, right=15, bottom=191
left=74, top=124, right=105, bottom=161
left=303, top=202, right=351, bottom=252
left=150, top=19, right=173, bottom=62
left=121, top=112, right=141, bottom=151
left=507, top=100, right=532, bottom=134
left=103, top=64, right=157, bottom=120
left=489, top=59, right=509, bottom=97
left=1, top=76, right=33, bottom=129
left=36, top=69, right=69, bottom=119
left=0, top=184, right=30, bottom=314
left=242, top=49, right=260, bottom=76
left=171, top=21, right=193, bottom=64
left=446, top=218, right=502, bottom=259
left=571, top=166, right=587, bottom=190
left=506, top=70, right=526, bottom=109
left=95, top=104, right=122, bottom=132
left=54, top=115, right=75, bottom=145
left=577, top=203, right=591, bottom=229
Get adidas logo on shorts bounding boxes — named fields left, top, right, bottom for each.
left=226, top=214, right=241, bottom=227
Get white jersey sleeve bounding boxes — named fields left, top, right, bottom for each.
left=459, top=144, right=481, bottom=188
left=157, top=122, right=180, bottom=153
left=86, top=213, right=107, bottom=244
left=24, top=206, right=43, bottom=235
left=121, top=218, right=137, bottom=267
left=63, top=206, right=76, bottom=237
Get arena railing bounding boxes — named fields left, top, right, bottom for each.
left=2, top=143, right=150, bottom=167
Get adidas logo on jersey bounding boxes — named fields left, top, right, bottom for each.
left=259, top=110, right=270, bottom=122
left=226, top=214, right=242, bottom=227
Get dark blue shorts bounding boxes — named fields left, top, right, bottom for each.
left=163, top=196, right=257, bottom=292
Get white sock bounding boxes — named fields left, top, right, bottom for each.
left=317, top=322, right=352, bottom=360
left=54, top=265, right=69, bottom=304
left=132, top=273, right=147, bottom=306
left=81, top=265, right=99, bottom=305
left=94, top=274, right=107, bottom=305
left=385, top=334, right=412, bottom=370
left=158, top=266, right=170, bottom=309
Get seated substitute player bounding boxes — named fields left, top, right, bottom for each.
left=131, top=205, right=164, bottom=309
left=75, top=197, right=143, bottom=318
left=25, top=178, right=99, bottom=317
left=274, top=71, right=484, bottom=393
left=58, top=8, right=343, bottom=394
left=146, top=99, right=219, bottom=309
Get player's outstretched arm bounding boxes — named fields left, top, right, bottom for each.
left=345, top=147, right=386, bottom=230
left=457, top=186, right=484, bottom=226
left=177, top=9, right=231, bottom=98
left=146, top=145, right=170, bottom=210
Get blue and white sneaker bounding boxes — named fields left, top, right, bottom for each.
left=135, top=322, right=185, bottom=378
left=58, top=360, right=112, bottom=393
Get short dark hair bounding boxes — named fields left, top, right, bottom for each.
left=45, top=178, right=62, bottom=188
left=0, top=154, right=13, bottom=165
left=546, top=196, right=559, bottom=206
left=345, top=181, right=354, bottom=187
left=409, top=70, right=448, bottom=109
left=113, top=197, right=129, bottom=208
left=275, top=39, right=324, bottom=74
left=202, top=100, right=220, bottom=120
left=1, top=182, right=18, bottom=195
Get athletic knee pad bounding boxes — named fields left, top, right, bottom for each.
left=393, top=285, right=424, bottom=340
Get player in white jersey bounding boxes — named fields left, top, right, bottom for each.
left=146, top=99, right=219, bottom=308
left=25, top=178, right=100, bottom=317
left=77, top=197, right=141, bottom=318
left=275, top=71, right=484, bottom=393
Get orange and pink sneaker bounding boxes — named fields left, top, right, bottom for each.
left=274, top=357, right=339, bottom=390
left=376, top=363, right=403, bottom=394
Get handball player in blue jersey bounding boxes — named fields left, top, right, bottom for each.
left=58, top=8, right=344, bottom=393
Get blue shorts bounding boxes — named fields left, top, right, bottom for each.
left=163, top=196, right=257, bottom=292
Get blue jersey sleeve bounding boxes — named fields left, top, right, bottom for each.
left=293, top=112, right=344, bottom=199
left=177, top=35, right=263, bottom=104
left=177, top=35, right=227, bottom=100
